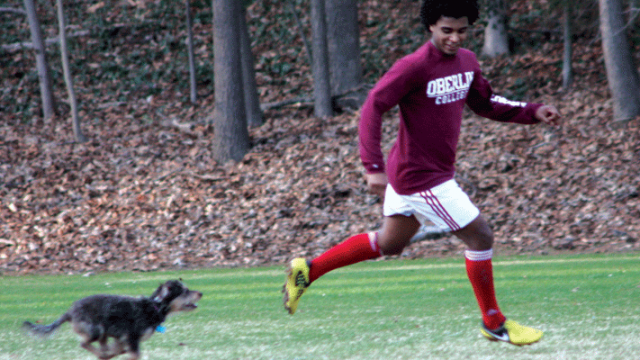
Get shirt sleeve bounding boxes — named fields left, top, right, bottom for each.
left=359, top=57, right=420, bottom=174
left=466, top=64, right=542, bottom=125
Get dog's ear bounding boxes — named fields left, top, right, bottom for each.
left=152, top=283, right=171, bottom=302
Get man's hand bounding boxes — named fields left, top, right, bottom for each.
left=365, top=172, right=388, bottom=199
left=535, top=105, right=561, bottom=126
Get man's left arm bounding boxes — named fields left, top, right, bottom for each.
left=466, top=71, right=561, bottom=125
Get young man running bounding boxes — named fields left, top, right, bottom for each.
left=283, top=0, right=561, bottom=346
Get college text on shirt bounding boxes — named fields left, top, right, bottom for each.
left=426, top=71, right=474, bottom=105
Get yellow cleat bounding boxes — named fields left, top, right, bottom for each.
left=282, top=258, right=310, bottom=315
left=480, top=319, right=543, bottom=346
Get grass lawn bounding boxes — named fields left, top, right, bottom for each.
left=1, top=253, right=639, bottom=359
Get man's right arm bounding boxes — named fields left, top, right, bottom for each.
left=359, top=57, right=418, bottom=175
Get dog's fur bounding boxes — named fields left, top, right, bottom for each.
left=23, top=280, right=202, bottom=360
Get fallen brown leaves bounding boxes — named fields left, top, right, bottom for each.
left=2, top=83, right=638, bottom=275
left=457, top=104, right=639, bottom=254
left=0, top=110, right=380, bottom=274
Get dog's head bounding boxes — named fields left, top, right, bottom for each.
left=151, top=280, right=202, bottom=314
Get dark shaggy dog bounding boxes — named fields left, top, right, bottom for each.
left=23, top=280, right=202, bottom=360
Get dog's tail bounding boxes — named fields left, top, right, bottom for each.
left=22, top=312, right=71, bottom=337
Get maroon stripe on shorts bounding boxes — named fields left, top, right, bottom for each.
left=420, top=190, right=461, bottom=231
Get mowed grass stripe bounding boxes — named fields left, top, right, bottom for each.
left=332, top=253, right=640, bottom=273
left=2, top=252, right=636, bottom=285
left=5, top=253, right=638, bottom=313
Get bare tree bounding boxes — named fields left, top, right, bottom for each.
left=211, top=0, right=250, bottom=162
left=239, top=4, right=263, bottom=128
left=598, top=0, right=640, bottom=121
left=287, top=0, right=313, bottom=66
left=482, top=0, right=510, bottom=57
left=562, top=2, right=573, bottom=89
left=325, top=0, right=362, bottom=99
left=23, top=0, right=55, bottom=120
left=55, top=0, right=86, bottom=142
left=185, top=0, right=197, bottom=104
left=310, top=0, right=332, bottom=117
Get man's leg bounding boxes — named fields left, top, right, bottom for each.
left=309, top=214, right=420, bottom=282
left=452, top=214, right=506, bottom=330
left=454, top=214, right=543, bottom=345
left=283, top=214, right=420, bottom=314
left=307, top=232, right=381, bottom=283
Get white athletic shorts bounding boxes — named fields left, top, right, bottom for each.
left=383, top=179, right=480, bottom=232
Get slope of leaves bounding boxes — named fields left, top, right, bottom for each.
left=1, top=1, right=639, bottom=274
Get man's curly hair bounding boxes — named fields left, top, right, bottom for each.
left=420, top=0, right=479, bottom=31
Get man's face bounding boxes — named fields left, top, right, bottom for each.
left=429, top=16, right=470, bottom=56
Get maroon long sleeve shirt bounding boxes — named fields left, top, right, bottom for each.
left=359, top=41, right=543, bottom=195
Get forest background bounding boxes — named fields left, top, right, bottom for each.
left=0, top=0, right=639, bottom=275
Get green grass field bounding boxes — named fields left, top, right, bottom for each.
left=1, top=253, right=639, bottom=359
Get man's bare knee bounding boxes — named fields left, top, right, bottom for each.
left=376, top=215, right=420, bottom=255
left=454, top=215, right=494, bottom=251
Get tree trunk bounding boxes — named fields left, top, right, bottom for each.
left=598, top=0, right=640, bottom=121
left=562, top=2, right=573, bottom=90
left=185, top=0, right=197, bottom=104
left=212, top=0, right=250, bottom=162
left=287, top=0, right=313, bottom=66
left=482, top=0, right=510, bottom=57
left=310, top=0, right=332, bottom=118
left=23, top=0, right=55, bottom=120
left=239, top=4, right=263, bottom=128
left=56, top=0, right=86, bottom=142
left=325, top=0, right=362, bottom=97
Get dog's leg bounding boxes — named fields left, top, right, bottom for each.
left=101, top=339, right=127, bottom=360
left=75, top=323, right=108, bottom=359
left=125, top=337, right=141, bottom=360
left=97, top=337, right=121, bottom=360
left=125, top=350, right=141, bottom=360
left=98, top=337, right=109, bottom=354
left=81, top=340, right=106, bottom=359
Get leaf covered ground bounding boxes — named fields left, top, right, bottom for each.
left=1, top=0, right=639, bottom=274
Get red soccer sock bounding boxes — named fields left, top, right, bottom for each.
left=465, top=249, right=506, bottom=330
left=308, top=232, right=382, bottom=283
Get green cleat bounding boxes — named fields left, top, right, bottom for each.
left=282, top=258, right=311, bottom=315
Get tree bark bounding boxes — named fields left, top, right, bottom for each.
left=239, top=4, right=263, bottom=128
left=598, top=0, right=640, bottom=121
left=23, top=0, right=55, bottom=120
left=185, top=0, right=197, bottom=104
left=562, top=2, right=573, bottom=90
left=482, top=0, right=510, bottom=57
left=212, top=0, right=250, bottom=162
left=56, top=0, right=86, bottom=142
left=325, top=0, right=362, bottom=97
left=287, top=0, right=313, bottom=66
left=310, top=0, right=332, bottom=118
